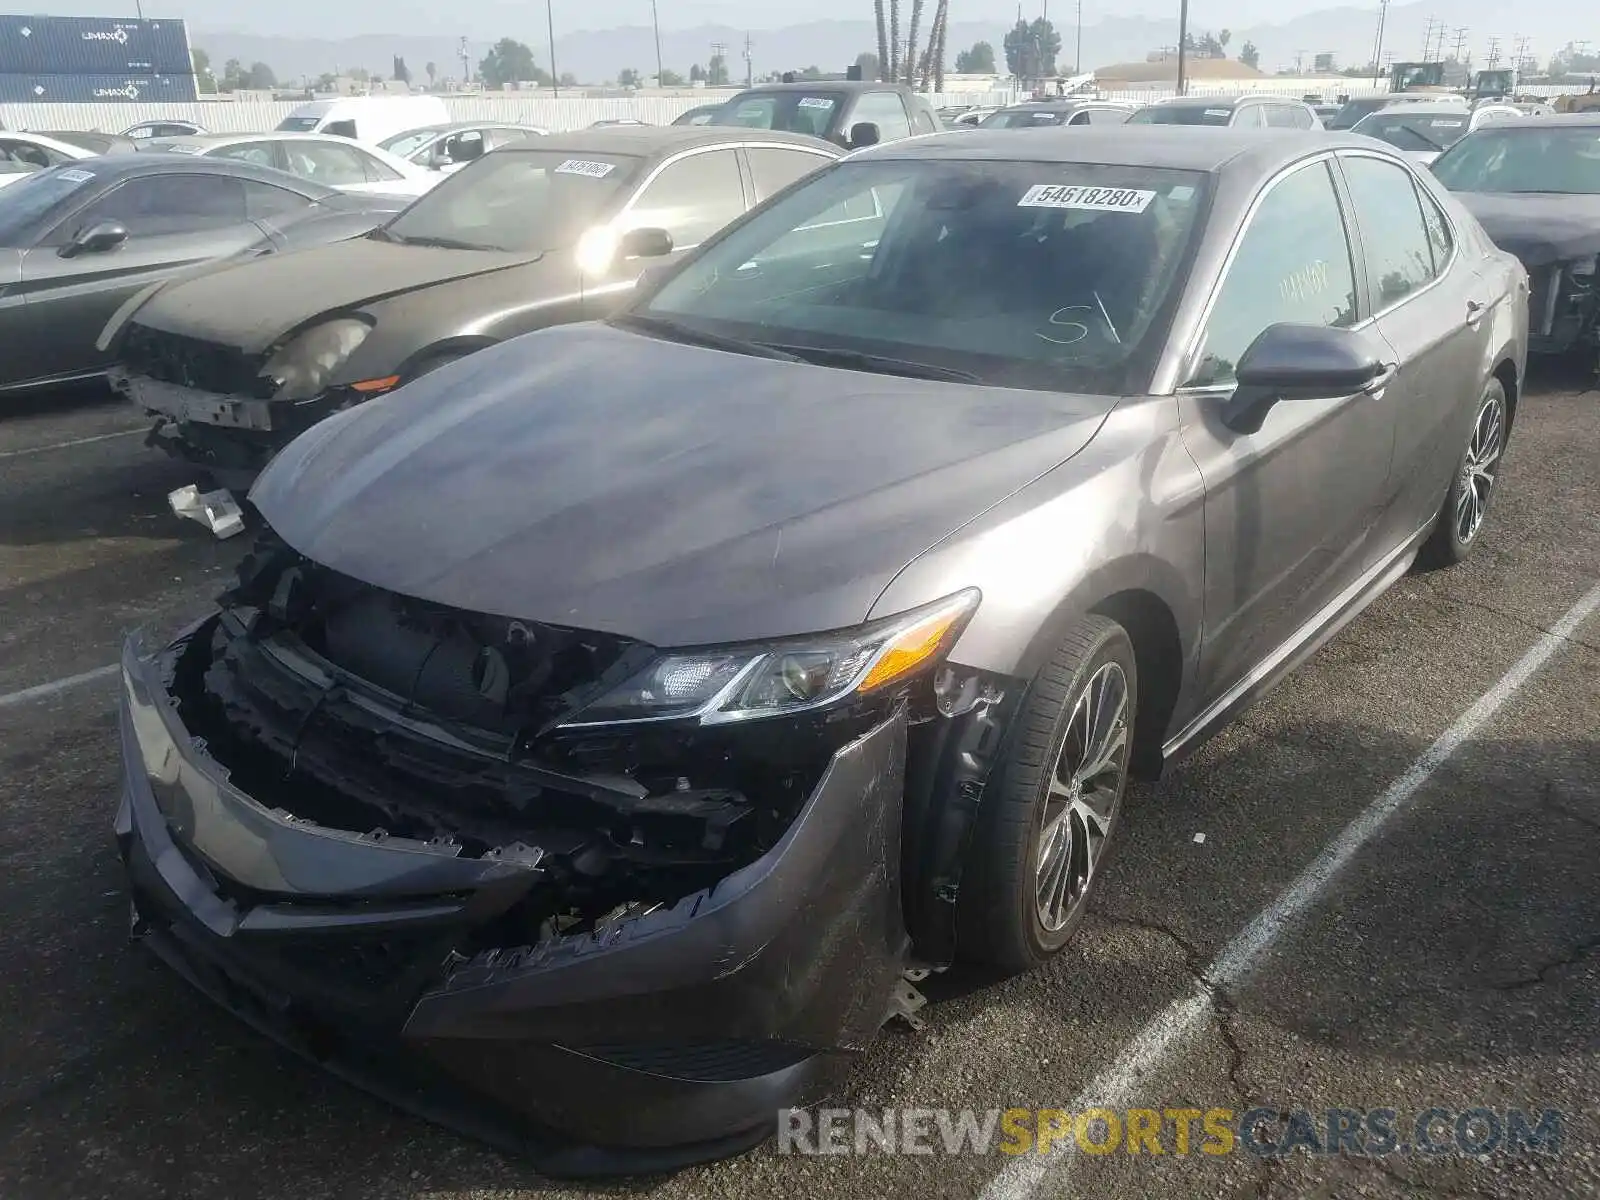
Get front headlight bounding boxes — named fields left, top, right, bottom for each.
left=259, top=318, right=372, bottom=401
left=561, top=588, right=980, bottom=728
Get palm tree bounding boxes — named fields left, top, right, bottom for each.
left=904, top=0, right=925, bottom=86
left=874, top=0, right=889, bottom=80
left=889, top=0, right=901, bottom=79
left=927, top=0, right=951, bottom=90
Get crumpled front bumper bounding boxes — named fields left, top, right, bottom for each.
left=114, top=625, right=911, bottom=1174
left=110, top=369, right=351, bottom=489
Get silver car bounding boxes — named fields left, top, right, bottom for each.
left=116, top=127, right=1525, bottom=1163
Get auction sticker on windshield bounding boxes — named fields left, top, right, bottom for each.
left=797, top=96, right=836, bottom=109
left=1018, top=184, right=1156, bottom=213
left=56, top=168, right=95, bottom=183
left=555, top=159, right=617, bottom=178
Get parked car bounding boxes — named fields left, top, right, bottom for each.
left=379, top=122, right=547, bottom=173
left=671, top=103, right=727, bottom=126
left=0, top=156, right=407, bottom=397
left=1429, top=114, right=1600, bottom=356
left=140, top=132, right=439, bottom=197
left=110, top=127, right=843, bottom=484
left=123, top=119, right=206, bottom=140
left=0, top=130, right=135, bottom=187
left=710, top=80, right=941, bottom=147
left=1324, top=91, right=1469, bottom=130
left=115, top=126, right=1524, bottom=1170
left=275, top=95, right=451, bottom=144
left=1350, top=103, right=1521, bottom=165
left=1129, top=94, right=1323, bottom=129
left=978, top=99, right=1135, bottom=128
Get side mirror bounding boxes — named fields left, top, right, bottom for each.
left=1223, top=323, right=1391, bottom=434
left=619, top=226, right=674, bottom=259
left=60, top=220, right=129, bottom=258
left=847, top=121, right=882, bottom=149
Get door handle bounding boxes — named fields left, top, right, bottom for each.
left=1466, top=299, right=1487, bottom=327
left=1363, top=362, right=1399, bottom=395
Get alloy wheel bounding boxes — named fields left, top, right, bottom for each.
left=1035, top=661, right=1130, bottom=933
left=1455, top=391, right=1505, bottom=546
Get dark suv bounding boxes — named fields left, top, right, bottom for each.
left=710, top=81, right=940, bottom=148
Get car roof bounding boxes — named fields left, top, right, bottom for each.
left=861, top=125, right=1381, bottom=174
left=155, top=132, right=376, bottom=147
left=397, top=120, right=540, bottom=135
left=1143, top=94, right=1251, bottom=108
left=997, top=99, right=1120, bottom=112
left=527, top=125, right=839, bottom=156
left=38, top=152, right=341, bottom=190
left=1476, top=113, right=1600, bottom=128
left=1356, top=106, right=1468, bottom=118
left=733, top=81, right=898, bottom=94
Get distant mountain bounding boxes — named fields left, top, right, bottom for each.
left=189, top=2, right=1572, bottom=86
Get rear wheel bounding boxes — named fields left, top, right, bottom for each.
left=1417, top=377, right=1507, bottom=570
left=958, top=615, right=1137, bottom=973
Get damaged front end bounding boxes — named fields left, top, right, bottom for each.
left=1526, top=255, right=1600, bottom=356
left=116, top=531, right=1007, bottom=1171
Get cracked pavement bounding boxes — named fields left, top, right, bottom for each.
left=1, top=367, right=1597, bottom=1200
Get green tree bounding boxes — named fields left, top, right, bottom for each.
left=220, top=57, right=243, bottom=90
left=191, top=47, right=218, bottom=93
left=619, top=67, right=641, bottom=87
left=559, top=72, right=579, bottom=88
left=392, top=56, right=411, bottom=85
left=799, top=65, right=824, bottom=80
left=659, top=67, right=686, bottom=86
left=689, top=62, right=707, bottom=82
left=954, top=41, right=995, bottom=73
left=874, top=1, right=889, bottom=80
left=1240, top=41, right=1261, bottom=70
left=425, top=61, right=437, bottom=85
left=245, top=61, right=277, bottom=89
left=708, top=53, right=730, bottom=85
left=479, top=38, right=548, bottom=88
left=1003, top=18, right=1060, bottom=79
left=854, top=51, right=880, bottom=80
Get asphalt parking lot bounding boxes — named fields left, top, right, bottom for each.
left=2, top=370, right=1597, bottom=1200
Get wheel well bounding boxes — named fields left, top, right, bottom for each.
left=1090, top=589, right=1183, bottom=781
left=1493, top=359, right=1519, bottom=430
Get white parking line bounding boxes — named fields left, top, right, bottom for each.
left=0, top=664, right=118, bottom=711
left=0, top=429, right=142, bottom=460
left=980, top=577, right=1600, bottom=1200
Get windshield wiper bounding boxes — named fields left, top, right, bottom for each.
left=393, top=234, right=490, bottom=250
left=762, top=343, right=981, bottom=384
left=611, top=312, right=802, bottom=361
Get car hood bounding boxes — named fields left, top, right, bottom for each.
left=250, top=323, right=1116, bottom=647
left=1454, top=191, right=1600, bottom=267
left=131, top=236, right=540, bottom=351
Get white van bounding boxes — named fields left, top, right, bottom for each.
left=275, top=96, right=451, bottom=146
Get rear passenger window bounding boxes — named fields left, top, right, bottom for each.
left=1340, top=155, right=1435, bottom=306
left=323, top=120, right=358, bottom=139
left=243, top=181, right=314, bottom=222
left=1263, top=105, right=1299, bottom=128
left=1234, top=105, right=1267, bottom=128
left=1189, top=161, right=1358, bottom=387
left=854, top=92, right=913, bottom=141
left=913, top=108, right=938, bottom=134
left=746, top=147, right=833, bottom=202
left=1415, top=183, right=1455, bottom=277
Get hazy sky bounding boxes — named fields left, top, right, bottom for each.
left=32, top=0, right=1366, bottom=37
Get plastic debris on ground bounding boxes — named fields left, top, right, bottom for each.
left=168, top=484, right=246, bottom=539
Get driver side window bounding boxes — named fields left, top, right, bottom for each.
left=51, top=174, right=249, bottom=242
left=1188, top=161, right=1358, bottom=387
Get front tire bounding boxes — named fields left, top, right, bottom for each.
left=1417, top=377, right=1507, bottom=571
left=958, top=615, right=1138, bottom=973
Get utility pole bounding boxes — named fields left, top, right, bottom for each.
left=743, top=33, right=753, bottom=87
left=1075, top=0, right=1083, bottom=74
left=458, top=36, right=470, bottom=86
left=547, top=0, right=559, bottom=95
left=1513, top=35, right=1531, bottom=73
left=651, top=0, right=663, bottom=88
left=1485, top=37, right=1501, bottom=69
left=1370, top=0, right=1389, bottom=85
left=1176, top=0, right=1189, bottom=96
left=1451, top=27, right=1468, bottom=63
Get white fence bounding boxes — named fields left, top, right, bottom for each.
left=1, top=82, right=1582, bottom=135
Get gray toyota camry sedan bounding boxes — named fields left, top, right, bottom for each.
left=115, top=128, right=1526, bottom=1171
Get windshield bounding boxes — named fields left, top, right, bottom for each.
left=379, top=127, right=443, bottom=158
left=1128, top=104, right=1232, bottom=126
left=631, top=159, right=1208, bottom=394
left=1352, top=111, right=1468, bottom=153
left=981, top=108, right=1071, bottom=128
left=712, top=92, right=842, bottom=138
left=1432, top=127, right=1600, bottom=194
left=1327, top=98, right=1392, bottom=129
left=0, top=166, right=97, bottom=244
left=276, top=116, right=322, bottom=133
left=381, top=149, right=642, bottom=252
